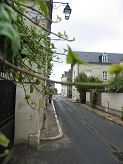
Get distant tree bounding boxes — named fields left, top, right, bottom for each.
left=74, top=72, right=88, bottom=103
left=75, top=73, right=103, bottom=103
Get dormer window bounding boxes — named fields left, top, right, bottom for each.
left=102, top=53, right=108, bottom=62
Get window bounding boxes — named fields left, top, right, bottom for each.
left=103, top=71, right=108, bottom=81
left=86, top=70, right=91, bottom=77
left=102, top=53, right=108, bottom=62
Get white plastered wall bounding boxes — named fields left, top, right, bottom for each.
left=15, top=84, right=45, bottom=148
left=101, top=93, right=123, bottom=111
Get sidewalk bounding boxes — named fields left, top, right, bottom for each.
left=41, top=100, right=63, bottom=140
left=6, top=100, right=63, bottom=164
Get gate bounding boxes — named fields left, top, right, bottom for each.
left=0, top=78, right=16, bottom=164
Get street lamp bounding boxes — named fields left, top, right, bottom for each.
left=52, top=2, right=72, bottom=20
left=63, top=3, right=72, bottom=20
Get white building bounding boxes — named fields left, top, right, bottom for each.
left=72, top=51, right=123, bottom=101
left=61, top=71, right=69, bottom=97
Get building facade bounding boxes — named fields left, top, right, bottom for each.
left=72, top=51, right=123, bottom=101
left=61, top=71, right=69, bottom=97
left=14, top=0, right=52, bottom=148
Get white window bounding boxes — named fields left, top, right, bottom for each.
left=86, top=70, right=91, bottom=77
left=103, top=71, right=108, bottom=81
left=102, top=53, right=108, bottom=62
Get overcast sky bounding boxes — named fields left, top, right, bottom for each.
left=50, top=0, right=123, bottom=93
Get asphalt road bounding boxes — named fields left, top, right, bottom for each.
left=46, top=95, right=123, bottom=164
left=8, top=95, right=123, bottom=164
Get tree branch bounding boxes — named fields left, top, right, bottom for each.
left=0, top=56, right=110, bottom=87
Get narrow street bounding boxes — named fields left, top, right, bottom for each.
left=8, top=95, right=123, bottom=164
left=40, top=95, right=123, bottom=164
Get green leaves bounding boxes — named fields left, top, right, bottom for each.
left=0, top=132, right=10, bottom=147
left=21, top=44, right=32, bottom=57
left=37, top=0, right=49, bottom=16
left=57, top=31, right=71, bottom=40
left=92, top=89, right=98, bottom=108
left=0, top=132, right=9, bottom=157
left=66, top=46, right=86, bottom=65
left=0, top=3, right=20, bottom=58
left=30, top=84, right=34, bottom=93
left=108, top=64, right=123, bottom=75
left=25, top=95, right=30, bottom=100
left=58, top=32, right=64, bottom=37
left=35, top=79, right=41, bottom=85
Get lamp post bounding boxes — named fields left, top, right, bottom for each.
left=52, top=1, right=72, bottom=20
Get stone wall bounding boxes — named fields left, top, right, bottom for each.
left=86, top=92, right=123, bottom=117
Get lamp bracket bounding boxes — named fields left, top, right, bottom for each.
left=52, top=2, right=69, bottom=9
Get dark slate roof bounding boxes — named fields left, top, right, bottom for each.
left=74, top=51, right=123, bottom=64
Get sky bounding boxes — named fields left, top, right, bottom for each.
left=50, top=0, right=123, bottom=93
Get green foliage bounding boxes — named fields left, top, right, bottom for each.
left=0, top=132, right=9, bottom=147
left=121, top=107, right=123, bottom=121
left=88, top=76, right=102, bottom=83
left=66, top=46, right=86, bottom=65
left=30, top=84, right=34, bottom=93
left=0, top=132, right=9, bottom=158
left=106, top=74, right=123, bottom=93
left=75, top=73, right=103, bottom=94
left=107, top=84, right=123, bottom=93
left=0, top=0, right=76, bottom=153
left=49, top=88, right=55, bottom=94
left=37, top=0, right=49, bottom=16
left=25, top=95, right=30, bottom=100
left=75, top=72, right=88, bottom=94
left=35, top=79, right=41, bottom=85
left=75, top=73, right=103, bottom=103
left=0, top=3, right=20, bottom=58
left=75, top=72, right=88, bottom=103
left=91, top=89, right=98, bottom=108
left=108, top=64, right=123, bottom=75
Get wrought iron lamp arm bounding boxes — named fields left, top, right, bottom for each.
left=52, top=2, right=69, bottom=9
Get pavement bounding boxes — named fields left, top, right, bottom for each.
left=41, top=100, right=63, bottom=141
left=6, top=97, right=123, bottom=164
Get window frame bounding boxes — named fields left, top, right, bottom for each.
left=102, top=54, right=108, bottom=63
left=102, top=71, right=108, bottom=81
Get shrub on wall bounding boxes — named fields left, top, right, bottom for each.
left=91, top=89, right=98, bottom=108
left=121, top=107, right=123, bottom=121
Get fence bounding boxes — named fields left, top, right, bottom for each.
left=0, top=78, right=16, bottom=163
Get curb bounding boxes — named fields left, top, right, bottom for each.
left=41, top=100, right=63, bottom=141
